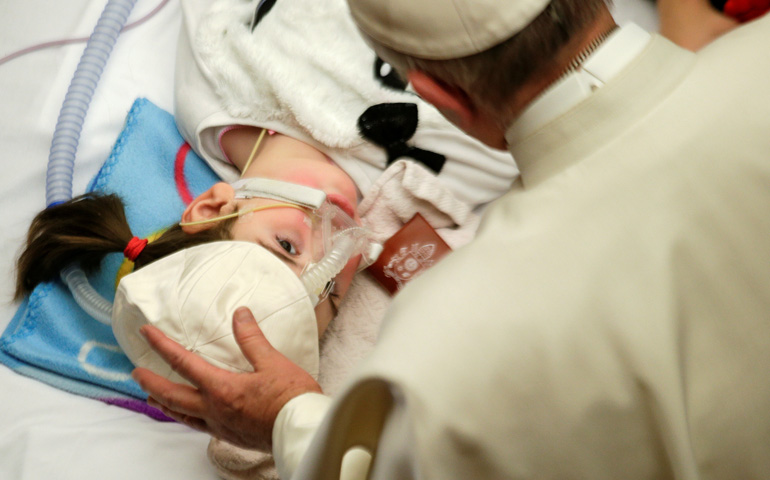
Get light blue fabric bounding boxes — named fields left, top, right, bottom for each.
left=0, top=98, right=219, bottom=419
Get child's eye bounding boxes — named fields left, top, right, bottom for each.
left=278, top=238, right=297, bottom=255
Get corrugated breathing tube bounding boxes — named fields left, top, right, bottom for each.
left=46, top=0, right=138, bottom=325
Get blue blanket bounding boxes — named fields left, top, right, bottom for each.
left=0, top=98, right=220, bottom=419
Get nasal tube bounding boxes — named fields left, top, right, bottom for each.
left=46, top=0, right=138, bottom=323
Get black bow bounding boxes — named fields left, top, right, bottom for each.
left=358, top=103, right=446, bottom=174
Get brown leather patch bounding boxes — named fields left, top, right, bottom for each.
left=367, top=213, right=452, bottom=295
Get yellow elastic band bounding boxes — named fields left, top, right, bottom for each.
left=240, top=128, right=267, bottom=177
left=179, top=202, right=306, bottom=227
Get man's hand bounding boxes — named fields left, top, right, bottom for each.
left=131, top=306, right=323, bottom=451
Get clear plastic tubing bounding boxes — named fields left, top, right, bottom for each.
left=301, top=233, right=362, bottom=306
left=61, top=265, right=113, bottom=325
left=47, top=0, right=138, bottom=324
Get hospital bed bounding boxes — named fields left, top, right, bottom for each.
left=0, top=1, right=658, bottom=479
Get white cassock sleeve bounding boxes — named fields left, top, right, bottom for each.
left=273, top=393, right=373, bottom=480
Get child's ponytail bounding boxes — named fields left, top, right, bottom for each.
left=15, top=192, right=233, bottom=300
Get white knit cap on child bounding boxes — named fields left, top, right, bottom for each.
left=112, top=241, right=320, bottom=383
left=347, top=0, right=551, bottom=59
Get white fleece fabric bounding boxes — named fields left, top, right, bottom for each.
left=175, top=0, right=518, bottom=210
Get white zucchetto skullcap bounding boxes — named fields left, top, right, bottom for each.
left=112, top=241, right=319, bottom=384
left=347, top=0, right=551, bottom=59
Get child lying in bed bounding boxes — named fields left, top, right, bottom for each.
left=14, top=125, right=372, bottom=349
left=127, top=0, right=516, bottom=379
left=13, top=0, right=515, bottom=392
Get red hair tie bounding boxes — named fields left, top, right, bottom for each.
left=123, top=236, right=148, bottom=262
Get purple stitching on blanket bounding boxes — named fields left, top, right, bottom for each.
left=100, top=397, right=175, bottom=422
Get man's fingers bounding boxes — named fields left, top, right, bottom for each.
left=147, top=396, right=210, bottom=432
left=140, top=325, right=224, bottom=388
left=132, top=367, right=207, bottom=417
left=232, top=307, right=277, bottom=367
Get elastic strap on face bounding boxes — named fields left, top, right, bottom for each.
left=178, top=202, right=307, bottom=227
left=240, top=128, right=268, bottom=177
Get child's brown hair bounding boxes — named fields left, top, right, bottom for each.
left=15, top=192, right=234, bottom=300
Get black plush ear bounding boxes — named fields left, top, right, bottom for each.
left=251, top=0, right=277, bottom=31
left=374, top=57, right=408, bottom=91
left=358, top=103, right=446, bottom=174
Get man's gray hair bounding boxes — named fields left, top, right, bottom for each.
left=367, top=0, right=609, bottom=118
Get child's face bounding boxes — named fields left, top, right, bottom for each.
left=227, top=198, right=361, bottom=338
left=229, top=134, right=362, bottom=336
left=241, top=133, right=360, bottom=224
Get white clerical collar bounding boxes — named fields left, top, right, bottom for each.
left=509, top=23, right=651, bottom=141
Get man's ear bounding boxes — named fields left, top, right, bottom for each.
left=180, top=182, right=237, bottom=234
left=407, top=70, right=476, bottom=131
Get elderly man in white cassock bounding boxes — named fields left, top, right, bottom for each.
left=134, top=0, right=770, bottom=478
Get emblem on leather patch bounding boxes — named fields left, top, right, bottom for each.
left=367, top=213, right=452, bottom=295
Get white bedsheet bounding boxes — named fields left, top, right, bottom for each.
left=0, top=1, right=217, bottom=478
left=0, top=1, right=658, bottom=479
